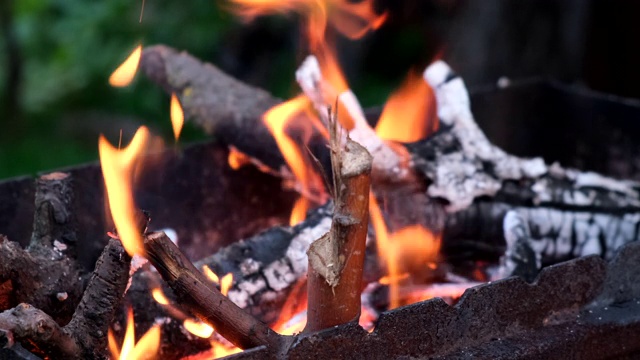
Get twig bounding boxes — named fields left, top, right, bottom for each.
left=305, top=110, right=372, bottom=332
left=143, top=231, right=291, bottom=352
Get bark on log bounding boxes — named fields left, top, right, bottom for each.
left=142, top=231, right=290, bottom=353
left=140, top=45, right=285, bottom=170
left=305, top=122, right=372, bottom=332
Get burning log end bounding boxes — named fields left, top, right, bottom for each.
left=143, top=231, right=291, bottom=352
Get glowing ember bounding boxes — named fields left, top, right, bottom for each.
left=183, top=318, right=215, bottom=338
left=220, top=273, right=233, bottom=297
left=151, top=288, right=169, bottom=305
left=109, top=45, right=143, bottom=87
left=99, top=126, right=151, bottom=256
left=376, top=71, right=437, bottom=143
left=108, top=307, right=160, bottom=360
left=263, top=95, right=323, bottom=225
left=369, top=194, right=441, bottom=309
left=170, top=93, right=185, bottom=141
left=271, top=277, right=308, bottom=335
left=227, top=147, right=251, bottom=170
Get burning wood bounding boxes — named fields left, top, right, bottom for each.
left=306, top=112, right=372, bottom=332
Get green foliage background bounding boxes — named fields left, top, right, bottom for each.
left=0, top=0, right=429, bottom=180
left=0, top=0, right=236, bottom=179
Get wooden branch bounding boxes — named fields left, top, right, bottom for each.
left=0, top=304, right=79, bottom=358
left=142, top=231, right=291, bottom=352
left=305, top=117, right=372, bottom=332
left=0, top=238, right=131, bottom=359
left=65, top=238, right=131, bottom=358
left=139, top=45, right=286, bottom=170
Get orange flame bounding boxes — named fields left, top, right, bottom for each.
left=99, top=127, right=150, bottom=256
left=263, top=95, right=323, bottom=225
left=110, top=45, right=143, bottom=87
left=227, top=147, right=251, bottom=170
left=170, top=93, right=185, bottom=141
left=369, top=194, right=441, bottom=309
left=220, top=273, right=233, bottom=297
left=183, top=319, right=215, bottom=338
left=227, top=0, right=386, bottom=46
left=376, top=71, right=438, bottom=143
left=202, top=266, right=233, bottom=296
left=108, top=307, right=160, bottom=360
left=151, top=288, right=169, bottom=306
left=202, top=265, right=220, bottom=284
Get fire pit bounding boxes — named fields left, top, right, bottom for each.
left=2, top=1, right=640, bottom=359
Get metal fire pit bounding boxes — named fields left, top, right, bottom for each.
left=1, top=79, right=640, bottom=358
left=228, top=241, right=640, bottom=359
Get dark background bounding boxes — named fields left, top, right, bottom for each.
left=0, top=0, right=638, bottom=179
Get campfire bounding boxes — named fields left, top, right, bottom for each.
left=2, top=1, right=640, bottom=359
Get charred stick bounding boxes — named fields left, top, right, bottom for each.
left=65, top=238, right=131, bottom=358
left=0, top=304, right=79, bottom=358
left=143, top=231, right=290, bottom=352
left=28, top=172, right=77, bottom=256
left=305, top=115, right=373, bottom=333
left=0, top=238, right=131, bottom=359
left=0, top=172, right=82, bottom=324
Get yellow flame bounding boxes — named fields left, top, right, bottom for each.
left=227, top=147, right=251, bottom=170
left=183, top=319, right=215, bottom=338
left=151, top=288, right=169, bottom=306
left=170, top=93, right=184, bottom=141
left=220, top=273, right=233, bottom=296
left=376, top=71, right=437, bottom=143
left=108, top=307, right=160, bottom=360
left=202, top=265, right=220, bottom=284
left=263, top=95, right=320, bottom=225
left=99, top=127, right=150, bottom=256
left=369, top=194, right=441, bottom=309
left=289, top=197, right=309, bottom=226
left=110, top=45, right=143, bottom=87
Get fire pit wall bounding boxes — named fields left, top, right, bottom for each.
left=2, top=80, right=640, bottom=358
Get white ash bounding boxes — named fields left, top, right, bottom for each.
left=56, top=292, right=68, bottom=301
left=227, top=217, right=331, bottom=308
left=239, top=257, right=261, bottom=276
left=53, top=240, right=67, bottom=252
left=508, top=207, right=640, bottom=262
left=423, top=60, right=640, bottom=212
left=160, top=228, right=179, bottom=245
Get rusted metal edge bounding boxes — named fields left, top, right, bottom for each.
left=225, top=241, right=640, bottom=359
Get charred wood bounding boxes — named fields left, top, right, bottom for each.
left=0, top=238, right=131, bottom=359
left=0, top=173, right=82, bottom=324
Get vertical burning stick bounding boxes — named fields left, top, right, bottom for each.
left=305, top=108, right=372, bottom=333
